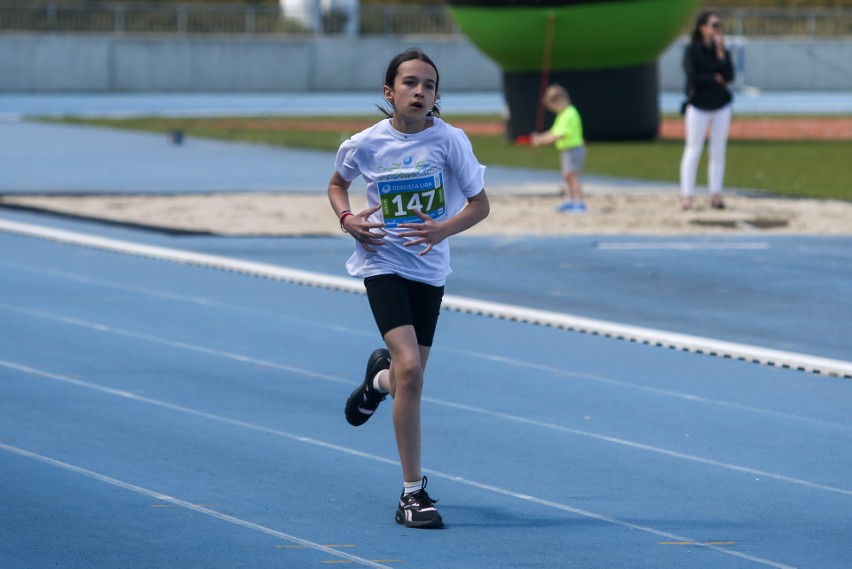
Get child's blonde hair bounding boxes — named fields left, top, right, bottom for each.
left=543, top=84, right=570, bottom=105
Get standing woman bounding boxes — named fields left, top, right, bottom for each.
left=328, top=48, right=489, bottom=528
left=679, top=10, right=735, bottom=210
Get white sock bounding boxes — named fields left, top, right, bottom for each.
left=403, top=479, right=423, bottom=496
left=372, top=370, right=388, bottom=393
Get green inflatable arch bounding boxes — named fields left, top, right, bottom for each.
left=447, top=0, right=701, bottom=140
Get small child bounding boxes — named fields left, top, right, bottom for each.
left=531, top=85, right=587, bottom=213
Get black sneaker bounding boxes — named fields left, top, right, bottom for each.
left=395, top=477, right=444, bottom=529
left=344, top=348, right=390, bottom=426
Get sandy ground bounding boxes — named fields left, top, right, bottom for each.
left=2, top=191, right=850, bottom=236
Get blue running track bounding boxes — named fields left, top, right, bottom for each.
left=1, top=94, right=850, bottom=569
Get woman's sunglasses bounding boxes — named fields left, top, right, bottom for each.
left=710, top=22, right=722, bottom=30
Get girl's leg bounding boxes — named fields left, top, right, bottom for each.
left=707, top=104, right=732, bottom=200
left=679, top=105, right=711, bottom=204
left=382, top=325, right=431, bottom=483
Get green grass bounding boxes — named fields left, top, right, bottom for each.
left=469, top=135, right=852, bottom=200
left=48, top=115, right=851, bottom=200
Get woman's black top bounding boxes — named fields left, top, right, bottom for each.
left=683, top=40, right=735, bottom=111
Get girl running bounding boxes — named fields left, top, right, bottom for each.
left=328, top=48, right=490, bottom=528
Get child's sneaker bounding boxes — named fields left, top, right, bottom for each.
left=395, top=478, right=444, bottom=528
left=572, top=202, right=587, bottom=213
left=344, top=349, right=390, bottom=426
left=555, top=201, right=575, bottom=213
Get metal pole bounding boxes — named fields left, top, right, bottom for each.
left=114, top=5, right=125, bottom=34
left=177, top=4, right=188, bottom=35
left=46, top=3, right=57, bottom=32
left=245, top=6, right=256, bottom=35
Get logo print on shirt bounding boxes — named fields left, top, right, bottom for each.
left=401, top=156, right=418, bottom=175
left=379, top=159, right=433, bottom=179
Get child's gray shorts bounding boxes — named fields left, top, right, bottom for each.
left=560, top=146, right=587, bottom=174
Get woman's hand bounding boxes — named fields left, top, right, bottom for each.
left=342, top=204, right=387, bottom=252
left=714, top=34, right=726, bottom=59
left=397, top=209, right=449, bottom=256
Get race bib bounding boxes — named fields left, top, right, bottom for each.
left=378, top=173, right=445, bottom=228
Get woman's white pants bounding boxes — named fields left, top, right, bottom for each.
left=679, top=103, right=732, bottom=197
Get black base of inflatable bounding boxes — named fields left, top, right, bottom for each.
left=503, top=62, right=660, bottom=141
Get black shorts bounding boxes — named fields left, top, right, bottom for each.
left=364, top=274, right=444, bottom=347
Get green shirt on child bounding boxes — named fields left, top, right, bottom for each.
left=551, top=105, right=584, bottom=151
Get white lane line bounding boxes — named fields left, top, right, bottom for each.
left=596, top=242, right=771, bottom=251
left=2, top=304, right=851, bottom=495
left=1, top=261, right=848, bottom=433
left=424, top=396, right=852, bottom=497
left=0, top=443, right=394, bottom=569
left=1, top=218, right=849, bottom=379
left=442, top=294, right=852, bottom=379
left=0, top=218, right=361, bottom=291
left=0, top=302, right=350, bottom=386
left=457, top=349, right=852, bottom=432
left=0, top=260, right=371, bottom=339
left=0, top=359, right=798, bottom=569
left=441, top=476, right=797, bottom=569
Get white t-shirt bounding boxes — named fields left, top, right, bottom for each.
left=335, top=117, right=485, bottom=287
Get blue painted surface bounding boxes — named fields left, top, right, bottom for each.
left=3, top=91, right=847, bottom=195
left=0, top=121, right=338, bottom=194
left=2, top=91, right=852, bottom=119
left=1, top=207, right=850, bottom=361
left=1, top=229, right=850, bottom=569
left=1, top=95, right=850, bottom=569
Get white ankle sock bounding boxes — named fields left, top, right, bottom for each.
left=372, top=370, right=388, bottom=393
left=403, top=479, right=423, bottom=495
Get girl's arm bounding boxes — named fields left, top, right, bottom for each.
left=327, top=171, right=386, bottom=252
left=397, top=190, right=490, bottom=256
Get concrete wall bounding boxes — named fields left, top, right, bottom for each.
left=0, top=34, right=502, bottom=92
left=658, top=37, right=852, bottom=91
left=1, top=33, right=850, bottom=92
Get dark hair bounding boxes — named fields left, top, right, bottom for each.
left=378, top=48, right=441, bottom=117
left=691, top=10, right=719, bottom=43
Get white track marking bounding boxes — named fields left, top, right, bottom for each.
left=0, top=443, right=394, bottom=569
left=4, top=355, right=849, bottom=497
left=596, top=242, right=770, bottom=250
left=1, top=218, right=849, bottom=378
left=0, top=359, right=799, bottom=569
left=452, top=348, right=852, bottom=432
left=1, top=261, right=848, bottom=432
left=441, top=294, right=852, bottom=378
left=423, top=396, right=852, bottom=497
left=0, top=301, right=350, bottom=385
left=0, top=260, right=374, bottom=338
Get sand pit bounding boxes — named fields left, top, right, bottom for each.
left=1, top=191, right=849, bottom=236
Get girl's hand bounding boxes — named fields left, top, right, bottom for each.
left=397, top=209, right=449, bottom=256
left=343, top=204, right=387, bottom=252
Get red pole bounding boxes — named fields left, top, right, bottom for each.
left=535, top=11, right=556, bottom=133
